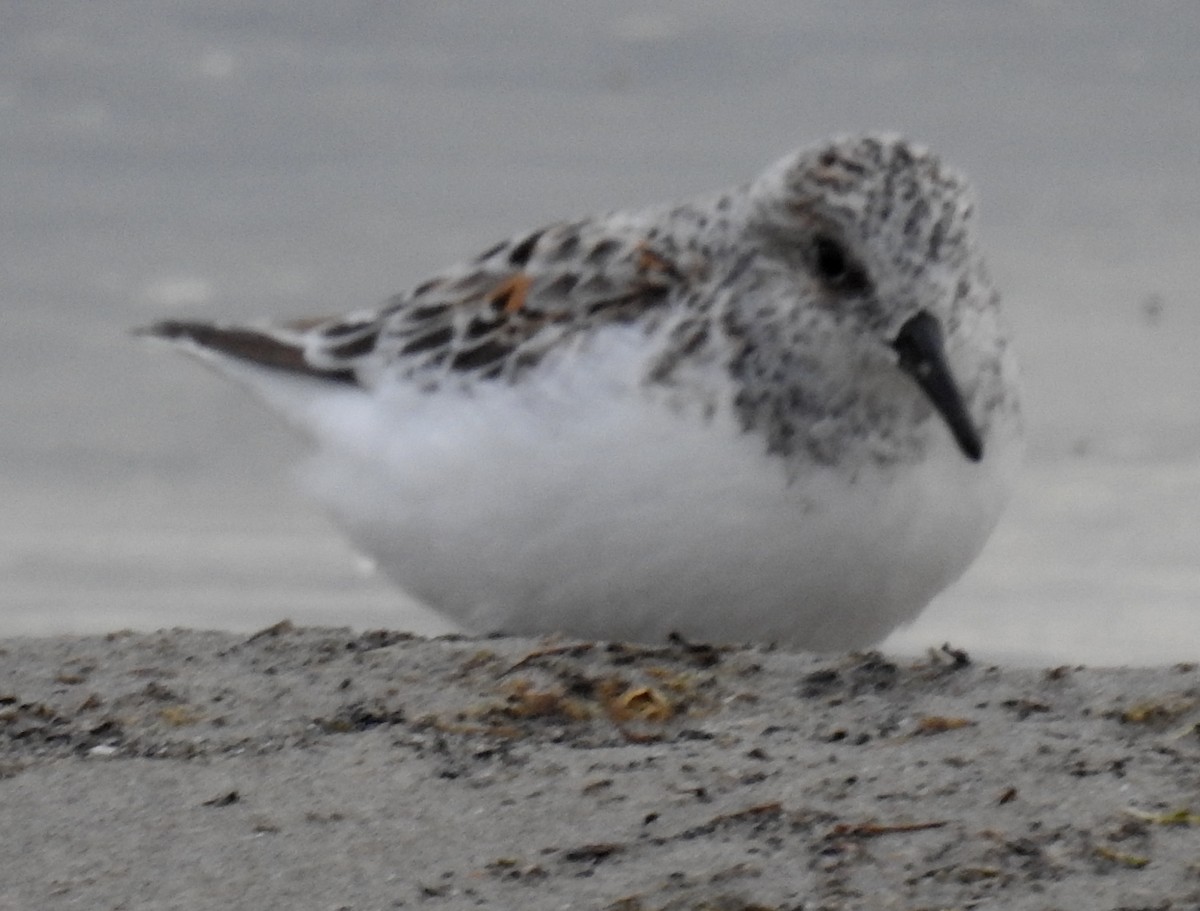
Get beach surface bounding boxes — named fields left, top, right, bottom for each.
left=2, top=626, right=1199, bottom=909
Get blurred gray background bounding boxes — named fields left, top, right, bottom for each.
left=3, top=2, right=1198, bottom=664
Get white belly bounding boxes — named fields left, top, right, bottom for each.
left=291, top=332, right=1020, bottom=651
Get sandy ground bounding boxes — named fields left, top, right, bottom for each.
left=1, top=625, right=1198, bottom=910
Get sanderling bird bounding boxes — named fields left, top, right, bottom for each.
left=141, top=134, right=1022, bottom=650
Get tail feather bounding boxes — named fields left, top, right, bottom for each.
left=137, top=320, right=358, bottom=385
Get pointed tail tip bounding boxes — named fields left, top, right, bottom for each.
left=133, top=318, right=360, bottom=386
left=133, top=319, right=210, bottom=342
left=133, top=318, right=300, bottom=367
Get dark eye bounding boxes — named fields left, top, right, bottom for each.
left=812, top=235, right=868, bottom=294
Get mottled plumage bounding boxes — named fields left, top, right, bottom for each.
left=142, top=134, right=1022, bottom=650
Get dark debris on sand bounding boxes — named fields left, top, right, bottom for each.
left=1, top=627, right=1199, bottom=909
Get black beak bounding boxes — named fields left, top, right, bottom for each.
left=891, top=311, right=984, bottom=462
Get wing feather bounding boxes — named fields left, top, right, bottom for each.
left=304, top=218, right=690, bottom=386
left=140, top=215, right=694, bottom=389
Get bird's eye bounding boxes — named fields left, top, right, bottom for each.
left=812, top=235, right=868, bottom=294
left=813, top=235, right=847, bottom=279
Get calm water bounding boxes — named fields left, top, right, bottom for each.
left=4, top=3, right=1199, bottom=664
